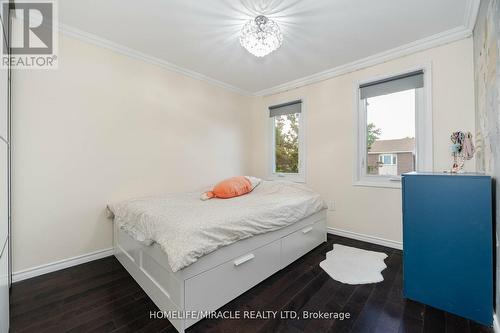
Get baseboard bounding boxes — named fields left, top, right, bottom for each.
left=328, top=227, right=403, bottom=250
left=494, top=313, right=500, bottom=333
left=12, top=247, right=114, bottom=283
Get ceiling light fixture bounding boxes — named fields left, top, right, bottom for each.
left=239, top=15, right=283, bottom=57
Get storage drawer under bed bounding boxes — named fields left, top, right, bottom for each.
left=184, top=238, right=281, bottom=324
left=281, top=218, right=326, bottom=267
left=183, top=218, right=326, bottom=323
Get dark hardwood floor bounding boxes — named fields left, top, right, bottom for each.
left=9, top=234, right=493, bottom=333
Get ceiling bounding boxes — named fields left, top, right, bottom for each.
left=58, top=0, right=473, bottom=94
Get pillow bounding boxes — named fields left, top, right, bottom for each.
left=201, top=176, right=261, bottom=200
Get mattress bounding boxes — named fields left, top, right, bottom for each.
left=107, top=180, right=327, bottom=272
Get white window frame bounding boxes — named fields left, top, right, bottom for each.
left=268, top=98, right=306, bottom=183
left=353, top=65, right=433, bottom=189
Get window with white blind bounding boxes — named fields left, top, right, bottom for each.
left=354, top=68, right=433, bottom=188
left=268, top=99, right=305, bottom=182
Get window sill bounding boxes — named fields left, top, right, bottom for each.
left=353, top=179, right=401, bottom=189
left=270, top=173, right=306, bottom=183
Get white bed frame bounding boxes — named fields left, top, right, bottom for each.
left=113, top=209, right=327, bottom=333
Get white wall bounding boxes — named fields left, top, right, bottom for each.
left=249, top=38, right=476, bottom=244
left=12, top=34, right=477, bottom=273
left=11, top=35, right=253, bottom=272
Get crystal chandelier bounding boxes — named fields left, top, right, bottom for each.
left=239, top=15, right=283, bottom=57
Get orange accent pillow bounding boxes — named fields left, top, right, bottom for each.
left=202, top=176, right=253, bottom=200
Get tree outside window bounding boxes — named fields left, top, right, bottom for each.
left=274, top=113, right=299, bottom=173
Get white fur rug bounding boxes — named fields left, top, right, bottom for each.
left=320, top=244, right=388, bottom=285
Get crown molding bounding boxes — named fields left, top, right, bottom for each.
left=59, top=24, right=252, bottom=97
left=255, top=25, right=472, bottom=96
left=464, top=0, right=481, bottom=31
left=59, top=1, right=478, bottom=98
left=255, top=1, right=479, bottom=96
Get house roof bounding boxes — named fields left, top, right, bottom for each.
left=369, top=138, right=415, bottom=153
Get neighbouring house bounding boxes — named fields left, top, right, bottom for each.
left=367, top=138, right=415, bottom=176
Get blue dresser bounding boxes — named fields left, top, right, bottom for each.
left=402, top=172, right=493, bottom=326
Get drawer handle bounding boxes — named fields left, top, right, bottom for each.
left=234, top=253, right=255, bottom=266
left=302, top=227, right=313, bottom=234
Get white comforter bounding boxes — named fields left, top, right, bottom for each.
left=108, top=181, right=326, bottom=272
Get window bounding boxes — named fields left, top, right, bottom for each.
left=269, top=100, right=305, bottom=181
left=378, top=154, right=397, bottom=165
left=355, top=69, right=432, bottom=188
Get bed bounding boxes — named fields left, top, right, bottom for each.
left=109, top=180, right=327, bottom=332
